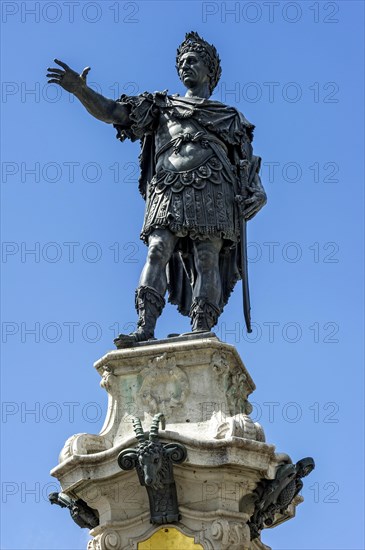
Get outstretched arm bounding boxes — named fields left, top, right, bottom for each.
left=47, top=59, right=129, bottom=125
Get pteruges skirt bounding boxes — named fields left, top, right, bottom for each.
left=140, top=155, right=239, bottom=244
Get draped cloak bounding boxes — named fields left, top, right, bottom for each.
left=114, top=91, right=262, bottom=317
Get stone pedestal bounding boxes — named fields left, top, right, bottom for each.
left=51, top=335, right=306, bottom=549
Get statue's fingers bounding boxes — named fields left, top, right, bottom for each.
left=244, top=204, right=258, bottom=217
left=47, top=68, right=64, bottom=74
left=54, top=59, right=70, bottom=70
left=81, top=66, right=91, bottom=79
left=48, top=79, right=62, bottom=85
left=244, top=210, right=257, bottom=221
left=47, top=73, right=62, bottom=79
left=244, top=205, right=254, bottom=215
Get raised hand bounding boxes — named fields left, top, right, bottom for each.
left=47, top=59, right=91, bottom=94
left=47, top=58, right=129, bottom=125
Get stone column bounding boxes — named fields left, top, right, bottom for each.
left=50, top=335, right=309, bottom=549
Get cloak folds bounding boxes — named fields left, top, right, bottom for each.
left=114, top=92, right=263, bottom=318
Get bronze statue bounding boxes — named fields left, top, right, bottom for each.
left=49, top=492, right=99, bottom=529
left=118, top=414, right=187, bottom=524
left=47, top=32, right=266, bottom=346
left=247, top=457, right=315, bottom=539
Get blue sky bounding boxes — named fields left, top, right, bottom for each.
left=1, top=1, right=364, bottom=549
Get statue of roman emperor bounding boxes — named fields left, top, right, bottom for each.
left=47, top=32, right=266, bottom=347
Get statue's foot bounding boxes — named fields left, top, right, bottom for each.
left=179, top=330, right=213, bottom=338
left=114, top=329, right=155, bottom=349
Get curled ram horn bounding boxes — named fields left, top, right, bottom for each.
left=163, top=443, right=187, bottom=464
left=296, top=457, right=315, bottom=477
left=118, top=449, right=138, bottom=470
left=132, top=417, right=146, bottom=443
left=149, top=413, right=166, bottom=441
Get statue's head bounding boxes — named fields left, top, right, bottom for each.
left=138, top=440, right=165, bottom=488
left=176, top=31, right=222, bottom=95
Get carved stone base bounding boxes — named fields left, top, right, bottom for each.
left=50, top=335, right=308, bottom=549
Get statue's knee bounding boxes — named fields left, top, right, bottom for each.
left=147, top=240, right=168, bottom=265
left=195, top=250, right=217, bottom=272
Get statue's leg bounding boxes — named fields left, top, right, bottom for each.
left=114, top=228, right=178, bottom=348
left=190, top=237, right=223, bottom=332
left=138, top=228, right=178, bottom=295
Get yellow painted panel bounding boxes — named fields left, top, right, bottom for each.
left=138, top=527, right=203, bottom=549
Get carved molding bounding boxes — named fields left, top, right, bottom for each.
left=59, top=433, right=110, bottom=462
left=211, top=519, right=251, bottom=550
left=137, top=353, right=189, bottom=415
left=100, top=365, right=117, bottom=393
left=88, top=530, right=123, bottom=550
left=87, top=538, right=101, bottom=550
left=212, top=351, right=252, bottom=416
left=211, top=412, right=265, bottom=442
left=87, top=508, right=255, bottom=550
left=103, top=530, right=122, bottom=550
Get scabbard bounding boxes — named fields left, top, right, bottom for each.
left=240, top=214, right=252, bottom=333
left=199, top=140, right=253, bottom=333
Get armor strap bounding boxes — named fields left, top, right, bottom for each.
left=135, top=286, right=166, bottom=338
left=135, top=285, right=165, bottom=312
left=155, top=130, right=228, bottom=160
left=185, top=117, right=238, bottom=188
left=113, top=286, right=165, bottom=348
left=189, top=296, right=220, bottom=332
